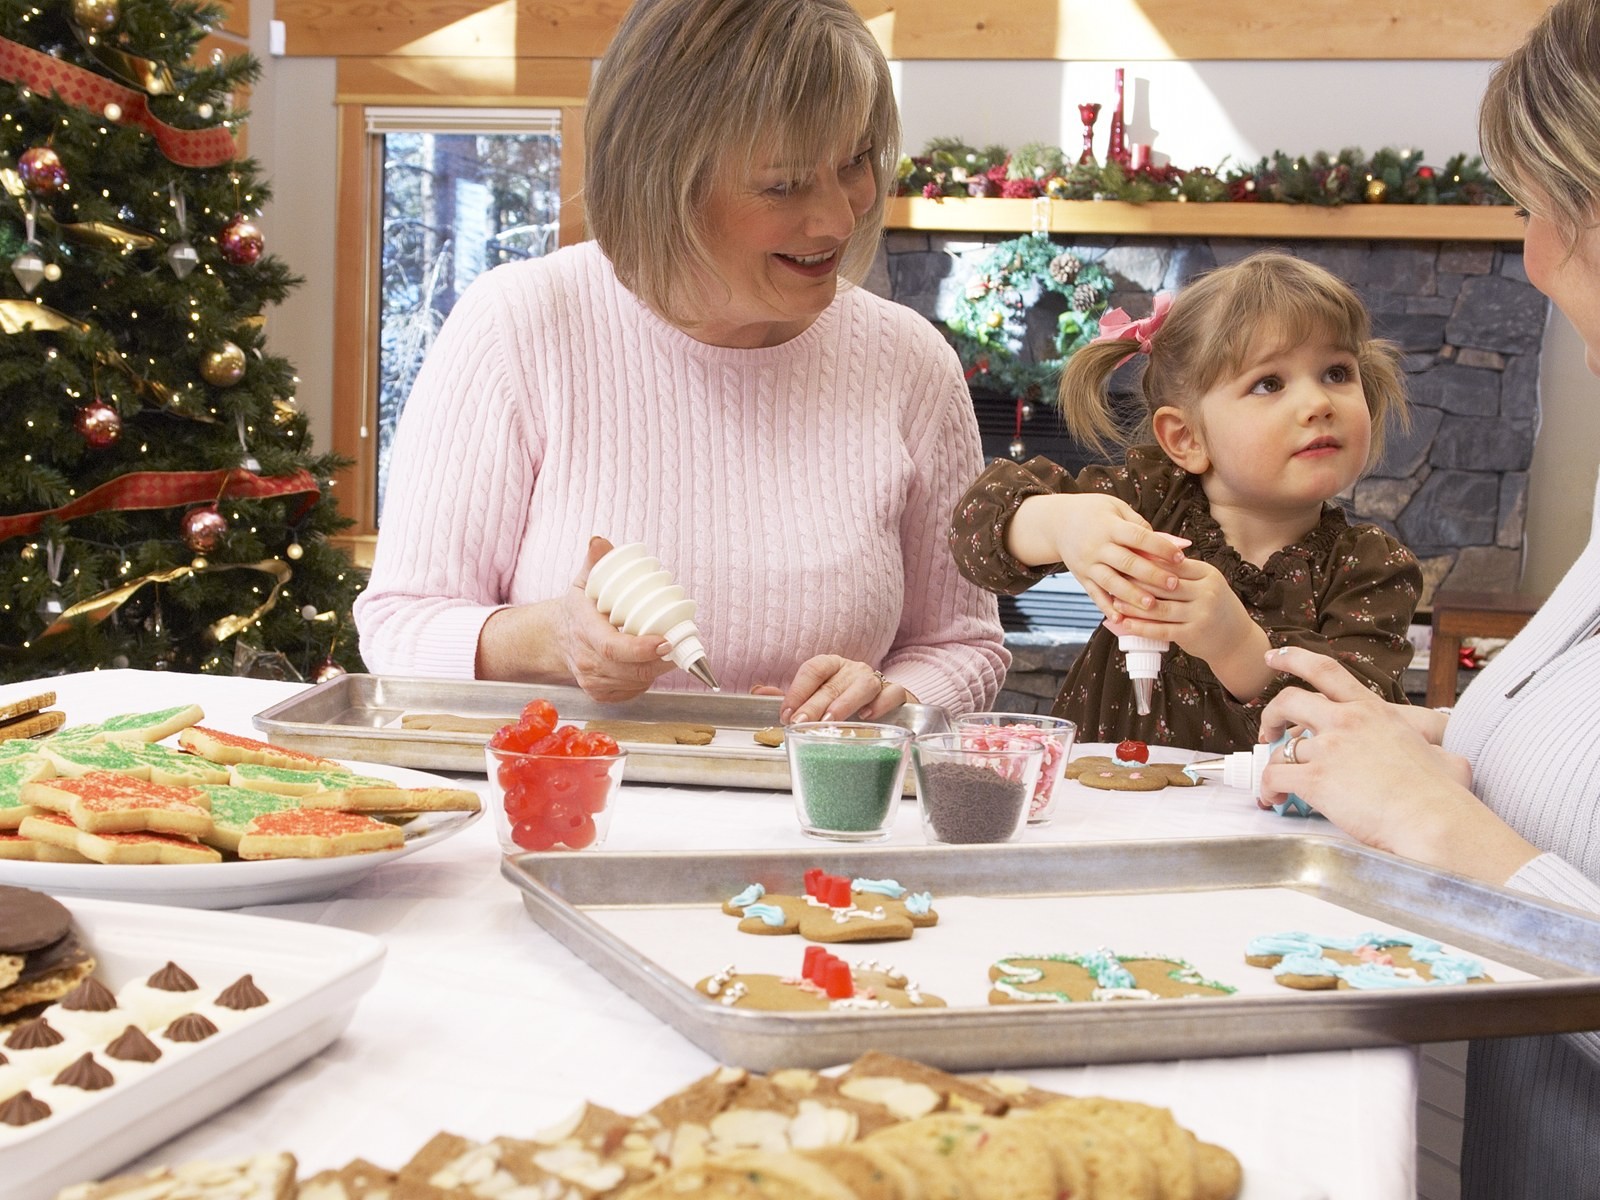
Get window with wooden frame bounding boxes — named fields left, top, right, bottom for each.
left=329, top=63, right=588, bottom=561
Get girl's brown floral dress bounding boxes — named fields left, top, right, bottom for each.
left=949, top=445, right=1423, bottom=753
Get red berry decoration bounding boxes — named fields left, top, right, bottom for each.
left=18, top=146, right=67, bottom=196
left=1115, top=739, right=1149, bottom=764
left=217, top=213, right=264, bottom=266
left=73, top=399, right=121, bottom=449
left=180, top=505, right=228, bottom=553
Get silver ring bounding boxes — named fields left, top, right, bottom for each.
left=1283, top=733, right=1305, bottom=764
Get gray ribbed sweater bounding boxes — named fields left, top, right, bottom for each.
left=1444, top=470, right=1600, bottom=1198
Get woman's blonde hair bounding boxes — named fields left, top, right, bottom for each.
left=1058, top=251, right=1407, bottom=470
left=585, top=0, right=900, bottom=325
left=1480, top=0, right=1600, bottom=252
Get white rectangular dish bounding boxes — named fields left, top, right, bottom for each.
left=0, top=896, right=385, bottom=1200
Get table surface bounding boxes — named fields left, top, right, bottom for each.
left=6, top=671, right=1417, bottom=1200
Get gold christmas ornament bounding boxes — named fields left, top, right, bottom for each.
left=71, top=0, right=121, bottom=33
left=1364, top=178, right=1389, bottom=203
left=20, top=543, right=37, bottom=563
left=199, top=340, right=246, bottom=387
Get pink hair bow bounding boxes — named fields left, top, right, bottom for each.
left=1092, top=291, right=1174, bottom=362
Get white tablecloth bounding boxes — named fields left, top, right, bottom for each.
left=7, top=672, right=1416, bottom=1200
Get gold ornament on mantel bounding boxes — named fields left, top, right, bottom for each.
left=1364, top=178, right=1389, bottom=203
left=199, top=340, right=246, bottom=387
left=71, top=0, right=121, bottom=34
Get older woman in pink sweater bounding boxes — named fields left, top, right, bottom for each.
left=353, top=0, right=1007, bottom=722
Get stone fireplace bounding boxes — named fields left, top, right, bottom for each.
left=865, top=227, right=1546, bottom=711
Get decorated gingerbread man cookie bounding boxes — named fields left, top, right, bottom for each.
left=1245, top=931, right=1492, bottom=990
left=1066, top=741, right=1199, bottom=792
left=697, top=948, right=944, bottom=1012
left=721, top=871, right=937, bottom=944
left=988, top=950, right=1235, bottom=1004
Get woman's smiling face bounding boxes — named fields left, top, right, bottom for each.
left=688, top=140, right=878, bottom=348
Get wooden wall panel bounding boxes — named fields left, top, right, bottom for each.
left=278, top=0, right=1547, bottom=61
left=216, top=1, right=248, bottom=39
left=335, top=56, right=590, bottom=104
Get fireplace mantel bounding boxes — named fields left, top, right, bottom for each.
left=885, top=198, right=1523, bottom=242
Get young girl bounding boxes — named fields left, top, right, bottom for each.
left=950, top=251, right=1422, bottom=753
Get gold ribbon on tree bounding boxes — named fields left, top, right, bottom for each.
left=37, top=557, right=294, bottom=642
left=69, top=22, right=176, bottom=96
left=0, top=298, right=88, bottom=334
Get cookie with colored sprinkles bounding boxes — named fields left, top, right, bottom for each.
left=20, top=772, right=211, bottom=837
left=235, top=808, right=404, bottom=859
left=19, top=812, right=222, bottom=865
left=177, top=725, right=350, bottom=772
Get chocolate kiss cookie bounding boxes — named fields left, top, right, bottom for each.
left=0, top=884, right=72, bottom=953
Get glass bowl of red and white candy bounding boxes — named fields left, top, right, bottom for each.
left=486, top=700, right=625, bottom=853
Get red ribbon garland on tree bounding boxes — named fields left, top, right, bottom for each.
left=0, top=468, right=319, bottom=544
left=0, top=35, right=236, bottom=168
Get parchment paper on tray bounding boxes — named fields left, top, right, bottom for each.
left=253, top=673, right=948, bottom=787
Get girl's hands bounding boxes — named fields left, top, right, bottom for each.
left=753, top=656, right=914, bottom=725
left=1107, top=558, right=1272, bottom=700
left=1256, top=647, right=1537, bottom=884
left=1011, top=493, right=1189, bottom=617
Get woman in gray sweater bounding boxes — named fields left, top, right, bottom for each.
left=1257, top=3, right=1600, bottom=1194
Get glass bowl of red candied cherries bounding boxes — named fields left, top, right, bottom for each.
left=486, top=700, right=626, bottom=853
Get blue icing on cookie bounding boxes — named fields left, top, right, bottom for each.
left=728, top=883, right=765, bottom=908
left=851, top=877, right=906, bottom=899
left=742, top=902, right=787, bottom=927
left=904, top=891, right=933, bottom=917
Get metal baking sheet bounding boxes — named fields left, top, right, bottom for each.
left=252, top=673, right=947, bottom=788
left=501, top=837, right=1600, bottom=1071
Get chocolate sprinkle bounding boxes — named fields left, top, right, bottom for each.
left=214, top=974, right=269, bottom=1011
left=163, top=1012, right=218, bottom=1042
left=4, top=1017, right=63, bottom=1050
left=0, top=1091, right=50, bottom=1126
left=104, top=1024, right=162, bottom=1063
left=146, top=961, right=198, bottom=992
left=53, top=1052, right=114, bottom=1091
left=60, top=976, right=118, bottom=1012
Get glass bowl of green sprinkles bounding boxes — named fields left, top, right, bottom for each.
left=785, top=721, right=913, bottom=841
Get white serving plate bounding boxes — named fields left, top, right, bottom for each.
left=0, top=896, right=385, bottom=1200
left=0, top=761, right=483, bottom=908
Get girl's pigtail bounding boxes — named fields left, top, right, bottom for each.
left=1057, top=338, right=1142, bottom=458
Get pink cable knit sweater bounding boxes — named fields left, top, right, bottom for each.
left=353, top=241, right=1008, bottom=715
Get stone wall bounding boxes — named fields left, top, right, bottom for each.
left=871, top=232, right=1548, bottom=602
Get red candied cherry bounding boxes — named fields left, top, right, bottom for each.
left=543, top=798, right=588, bottom=837
left=1115, top=739, right=1149, bottom=764
left=558, top=813, right=598, bottom=850
left=572, top=730, right=619, bottom=757
left=504, top=784, right=547, bottom=823
left=512, top=818, right=559, bottom=851
left=547, top=725, right=580, bottom=755
left=519, top=698, right=558, bottom=739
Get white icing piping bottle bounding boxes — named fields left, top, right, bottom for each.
left=1116, top=631, right=1169, bottom=715
left=584, top=542, right=720, bottom=691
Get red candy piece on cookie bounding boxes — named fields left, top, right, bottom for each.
left=1115, top=739, right=1149, bottom=764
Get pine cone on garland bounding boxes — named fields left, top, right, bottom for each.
left=1049, top=253, right=1081, bottom=285
left=1072, top=282, right=1100, bottom=311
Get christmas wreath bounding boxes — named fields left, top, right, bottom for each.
left=899, top=142, right=1510, bottom=207
left=944, top=233, right=1113, bottom=403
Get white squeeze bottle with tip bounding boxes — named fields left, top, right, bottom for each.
left=584, top=542, right=720, bottom=690
left=1117, top=632, right=1169, bottom=716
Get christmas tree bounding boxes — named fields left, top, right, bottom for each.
left=0, top=0, right=364, bottom=682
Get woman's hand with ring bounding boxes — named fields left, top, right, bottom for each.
left=757, top=655, right=912, bottom=723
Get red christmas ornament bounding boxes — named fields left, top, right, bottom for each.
left=73, top=399, right=121, bottom=448
left=217, top=213, right=264, bottom=266
left=180, top=505, right=228, bottom=553
left=1417, top=166, right=1436, bottom=181
left=312, top=657, right=346, bottom=684
left=18, top=146, right=67, bottom=195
